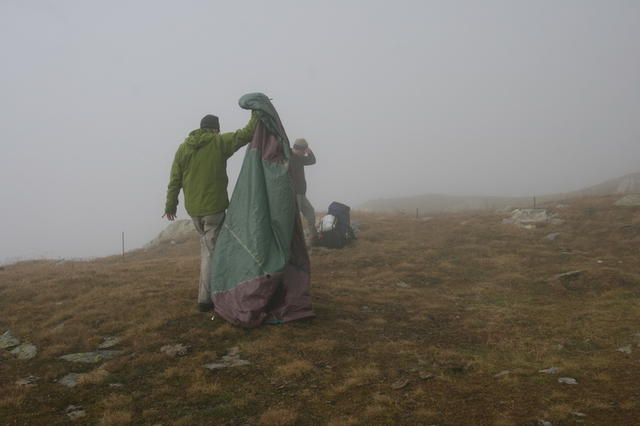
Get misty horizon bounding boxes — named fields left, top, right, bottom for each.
left=2, top=0, right=639, bottom=263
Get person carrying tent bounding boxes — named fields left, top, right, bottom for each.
left=290, top=138, right=318, bottom=243
left=163, top=111, right=258, bottom=313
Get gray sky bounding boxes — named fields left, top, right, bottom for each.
left=1, top=0, right=639, bottom=263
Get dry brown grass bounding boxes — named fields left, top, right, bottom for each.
left=1, top=195, right=639, bottom=424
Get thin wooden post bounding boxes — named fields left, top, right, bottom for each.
left=122, top=232, right=125, bottom=257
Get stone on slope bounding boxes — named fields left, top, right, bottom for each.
left=59, top=350, right=124, bottom=363
left=502, top=209, right=561, bottom=229
left=58, top=373, right=84, bottom=388
left=204, top=346, right=250, bottom=370
left=160, top=343, right=189, bottom=357
left=0, top=330, right=20, bottom=349
left=614, top=194, right=640, bottom=207
left=97, top=336, right=121, bottom=349
left=10, top=343, right=37, bottom=360
left=15, top=375, right=39, bottom=387
left=65, top=405, right=86, bottom=420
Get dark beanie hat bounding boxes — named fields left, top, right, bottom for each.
left=200, top=114, right=220, bottom=129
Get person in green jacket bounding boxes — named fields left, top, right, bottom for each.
left=163, top=111, right=258, bottom=312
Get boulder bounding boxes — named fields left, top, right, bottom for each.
left=502, top=209, right=560, bottom=229
left=145, top=220, right=197, bottom=248
left=0, top=330, right=20, bottom=349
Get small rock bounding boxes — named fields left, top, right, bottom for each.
left=539, top=367, right=561, bottom=374
left=545, top=233, right=560, bottom=240
left=418, top=371, right=435, bottom=380
left=204, top=363, right=228, bottom=370
left=15, top=375, right=39, bottom=387
left=109, top=383, right=124, bottom=388
left=203, top=346, right=250, bottom=370
left=494, top=370, right=510, bottom=378
left=98, top=336, right=121, bottom=349
left=59, top=350, right=124, bottom=363
left=0, top=330, right=20, bottom=349
left=553, top=270, right=584, bottom=280
left=391, top=379, right=409, bottom=390
left=10, top=343, right=37, bottom=360
left=395, top=281, right=411, bottom=288
left=617, top=345, right=632, bottom=354
left=65, top=405, right=86, bottom=420
left=160, top=343, right=189, bottom=357
left=558, top=377, right=578, bottom=385
left=58, top=373, right=84, bottom=388
left=538, top=420, right=553, bottom=426
left=572, top=412, right=587, bottom=417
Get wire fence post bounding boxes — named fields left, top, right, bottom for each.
left=122, top=232, right=125, bottom=257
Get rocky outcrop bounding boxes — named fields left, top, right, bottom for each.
left=614, top=194, right=640, bottom=207
left=145, top=220, right=197, bottom=248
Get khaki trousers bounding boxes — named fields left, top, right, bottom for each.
left=191, top=212, right=226, bottom=304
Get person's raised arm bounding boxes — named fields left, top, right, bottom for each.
left=302, top=148, right=316, bottom=165
left=219, top=111, right=258, bottom=158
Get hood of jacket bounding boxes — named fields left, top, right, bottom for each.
left=185, top=128, right=219, bottom=150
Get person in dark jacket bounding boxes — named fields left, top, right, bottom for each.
left=163, top=111, right=258, bottom=312
left=290, top=138, right=318, bottom=242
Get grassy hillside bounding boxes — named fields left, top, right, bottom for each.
left=1, top=196, right=640, bottom=425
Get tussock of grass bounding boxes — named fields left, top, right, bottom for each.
left=256, top=408, right=299, bottom=425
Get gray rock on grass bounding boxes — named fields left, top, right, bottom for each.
left=558, top=377, right=578, bottom=385
left=16, top=375, right=39, bottom=387
left=539, top=367, right=561, bottom=374
left=11, top=343, right=37, bottom=360
left=65, top=405, right=86, bottom=420
left=395, top=281, right=411, bottom=288
left=617, top=345, right=632, bottom=354
left=98, top=336, right=121, bottom=349
left=59, top=350, right=124, bottom=363
left=160, top=343, right=189, bottom=357
left=0, top=330, right=20, bottom=349
left=58, top=373, right=84, bottom=388
left=204, top=346, right=250, bottom=370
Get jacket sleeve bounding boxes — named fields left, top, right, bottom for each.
left=302, top=149, right=316, bottom=166
left=164, top=148, right=183, bottom=215
left=219, top=111, right=258, bottom=158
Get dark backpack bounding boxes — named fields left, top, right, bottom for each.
left=316, top=202, right=355, bottom=248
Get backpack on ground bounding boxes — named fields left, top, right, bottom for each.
left=316, top=202, right=355, bottom=249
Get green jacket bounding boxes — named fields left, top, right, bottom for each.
left=165, top=112, right=258, bottom=217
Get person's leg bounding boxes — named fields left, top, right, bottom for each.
left=192, top=212, right=226, bottom=311
left=297, top=194, right=318, bottom=239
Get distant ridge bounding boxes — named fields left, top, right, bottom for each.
left=358, top=172, right=640, bottom=213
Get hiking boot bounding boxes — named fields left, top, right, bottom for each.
left=198, top=302, right=214, bottom=313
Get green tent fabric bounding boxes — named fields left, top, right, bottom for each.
left=210, top=93, right=314, bottom=327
